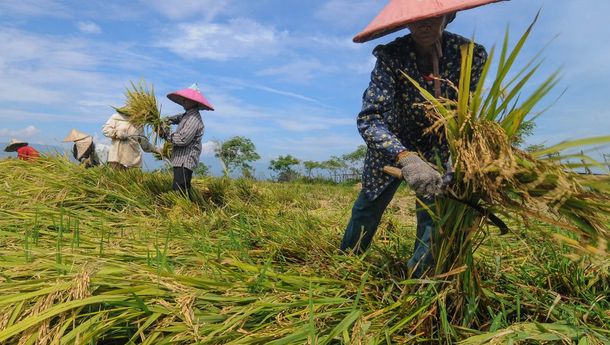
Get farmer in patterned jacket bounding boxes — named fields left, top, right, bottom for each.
left=340, top=0, right=501, bottom=278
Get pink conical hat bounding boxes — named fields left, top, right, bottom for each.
left=353, top=0, right=507, bottom=43
left=167, top=84, right=215, bottom=111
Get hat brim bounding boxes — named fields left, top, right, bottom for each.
left=5, top=142, right=28, bottom=152
left=353, top=0, right=506, bottom=43
left=167, top=94, right=214, bottom=111
left=63, top=129, right=91, bottom=142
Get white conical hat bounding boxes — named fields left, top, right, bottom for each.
left=63, top=129, right=91, bottom=142
left=4, top=138, right=28, bottom=152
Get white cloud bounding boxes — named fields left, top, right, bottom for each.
left=157, top=18, right=288, bottom=61
left=77, top=21, right=102, bottom=34
left=0, top=125, right=39, bottom=138
left=276, top=116, right=353, bottom=132
left=201, top=141, right=220, bottom=156
left=0, top=0, right=68, bottom=18
left=0, top=28, right=162, bottom=113
left=144, top=0, right=228, bottom=21
left=0, top=109, right=107, bottom=124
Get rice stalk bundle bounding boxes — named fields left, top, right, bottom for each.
left=402, top=16, right=610, bottom=329
left=153, top=141, right=173, bottom=161
left=114, top=80, right=162, bottom=131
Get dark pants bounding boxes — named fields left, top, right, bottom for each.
left=173, top=167, right=193, bottom=197
left=340, top=180, right=436, bottom=277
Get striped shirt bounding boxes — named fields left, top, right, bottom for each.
left=167, top=109, right=204, bottom=170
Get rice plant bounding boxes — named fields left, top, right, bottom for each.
left=392, top=16, right=610, bottom=336
left=0, top=157, right=608, bottom=343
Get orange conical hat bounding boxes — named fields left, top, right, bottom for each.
left=353, top=0, right=507, bottom=43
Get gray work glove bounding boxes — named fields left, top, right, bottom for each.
left=398, top=153, right=443, bottom=198
left=115, top=130, right=129, bottom=141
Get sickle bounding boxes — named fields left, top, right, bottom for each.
left=383, top=166, right=509, bottom=235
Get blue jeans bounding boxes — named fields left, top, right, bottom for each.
left=340, top=180, right=436, bottom=277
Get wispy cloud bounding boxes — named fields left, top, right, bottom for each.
left=0, top=109, right=108, bottom=123
left=0, top=0, right=69, bottom=18
left=275, top=115, right=353, bottom=132
left=77, top=21, right=102, bottom=34
left=144, top=0, right=229, bottom=21
left=156, top=18, right=287, bottom=61
left=257, top=58, right=336, bottom=83
left=0, top=27, right=163, bottom=119
left=0, top=125, right=40, bottom=138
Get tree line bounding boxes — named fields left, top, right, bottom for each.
left=190, top=136, right=367, bottom=182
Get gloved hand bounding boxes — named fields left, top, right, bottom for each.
left=397, top=152, right=443, bottom=198
left=157, top=125, right=170, bottom=140
left=116, top=130, right=129, bottom=141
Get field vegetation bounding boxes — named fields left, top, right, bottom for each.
left=0, top=157, right=608, bottom=344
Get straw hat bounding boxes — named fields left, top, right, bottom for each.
left=353, top=0, right=507, bottom=43
left=167, top=84, right=215, bottom=111
left=4, top=139, right=28, bottom=152
left=63, top=129, right=94, bottom=160
left=63, top=129, right=91, bottom=142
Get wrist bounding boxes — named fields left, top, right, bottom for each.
left=396, top=151, right=417, bottom=165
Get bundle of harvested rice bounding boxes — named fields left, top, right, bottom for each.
left=114, top=80, right=162, bottom=130
left=398, top=17, right=610, bottom=328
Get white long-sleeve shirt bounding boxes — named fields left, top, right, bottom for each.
left=102, top=113, right=155, bottom=168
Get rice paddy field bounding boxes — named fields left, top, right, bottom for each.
left=1, top=157, right=608, bottom=344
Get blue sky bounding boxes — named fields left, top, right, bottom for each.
left=1, top=0, right=609, bottom=175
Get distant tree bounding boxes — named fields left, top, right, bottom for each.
left=322, top=156, right=348, bottom=182
left=269, top=155, right=300, bottom=182
left=302, top=160, right=320, bottom=178
left=193, top=162, right=210, bottom=177
left=342, top=145, right=367, bottom=164
left=603, top=154, right=610, bottom=170
left=342, top=145, right=367, bottom=176
left=513, top=120, right=536, bottom=147
left=525, top=143, right=545, bottom=153
left=215, top=136, right=260, bottom=177
left=241, top=166, right=255, bottom=180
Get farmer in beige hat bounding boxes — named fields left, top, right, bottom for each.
left=4, top=139, right=40, bottom=161
left=341, top=0, right=506, bottom=277
left=102, top=112, right=159, bottom=170
left=63, top=129, right=106, bottom=168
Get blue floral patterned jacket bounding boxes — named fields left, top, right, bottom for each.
left=358, top=31, right=487, bottom=200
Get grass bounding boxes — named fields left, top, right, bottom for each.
left=0, top=157, right=608, bottom=344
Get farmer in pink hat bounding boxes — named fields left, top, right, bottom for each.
left=341, top=0, right=505, bottom=277
left=160, top=84, right=214, bottom=197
